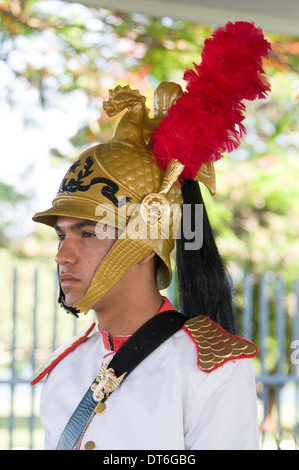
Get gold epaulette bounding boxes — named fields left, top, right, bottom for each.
left=183, top=315, right=257, bottom=373
left=31, top=322, right=96, bottom=385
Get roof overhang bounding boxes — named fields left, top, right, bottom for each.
left=68, top=0, right=299, bottom=36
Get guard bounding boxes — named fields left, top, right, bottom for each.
left=31, top=21, right=271, bottom=450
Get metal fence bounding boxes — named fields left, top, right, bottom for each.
left=0, top=264, right=298, bottom=450
left=237, top=273, right=299, bottom=448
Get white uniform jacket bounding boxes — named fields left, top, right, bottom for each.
left=32, top=299, right=260, bottom=450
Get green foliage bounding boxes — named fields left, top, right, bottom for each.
left=0, top=181, right=25, bottom=204
left=0, top=181, right=28, bottom=247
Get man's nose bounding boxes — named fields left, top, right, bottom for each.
left=55, top=238, right=78, bottom=265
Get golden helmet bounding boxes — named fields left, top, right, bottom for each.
left=33, top=83, right=208, bottom=314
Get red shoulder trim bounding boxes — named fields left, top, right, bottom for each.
left=31, top=323, right=96, bottom=385
left=183, top=315, right=258, bottom=373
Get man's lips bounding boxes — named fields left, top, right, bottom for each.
left=59, top=274, right=80, bottom=286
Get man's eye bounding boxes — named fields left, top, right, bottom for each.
left=57, top=233, right=65, bottom=241
left=82, top=231, right=95, bottom=238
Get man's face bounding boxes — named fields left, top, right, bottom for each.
left=55, top=216, right=119, bottom=306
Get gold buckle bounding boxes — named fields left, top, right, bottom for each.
left=91, top=356, right=127, bottom=403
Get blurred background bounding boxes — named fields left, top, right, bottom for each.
left=0, top=0, right=299, bottom=450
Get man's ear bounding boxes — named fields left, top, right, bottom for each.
left=138, top=251, right=156, bottom=265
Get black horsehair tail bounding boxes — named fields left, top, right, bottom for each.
left=176, top=180, right=236, bottom=335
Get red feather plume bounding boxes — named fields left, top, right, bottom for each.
left=152, top=21, right=272, bottom=181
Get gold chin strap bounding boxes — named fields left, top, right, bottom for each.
left=73, top=233, right=156, bottom=314
left=73, top=158, right=185, bottom=315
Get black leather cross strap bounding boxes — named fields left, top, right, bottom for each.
left=56, top=309, right=186, bottom=450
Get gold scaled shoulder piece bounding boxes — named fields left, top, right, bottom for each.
left=183, top=316, right=257, bottom=373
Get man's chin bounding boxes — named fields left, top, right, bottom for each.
left=63, top=292, right=82, bottom=308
